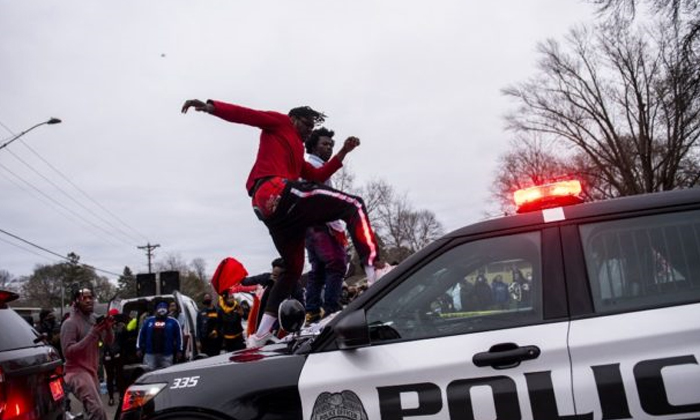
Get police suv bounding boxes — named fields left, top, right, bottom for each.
left=120, top=183, right=700, bottom=420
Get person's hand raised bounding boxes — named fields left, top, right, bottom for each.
left=181, top=99, right=213, bottom=114
left=340, top=136, right=360, bottom=153
left=335, top=136, right=360, bottom=161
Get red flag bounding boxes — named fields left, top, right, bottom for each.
left=211, top=257, right=248, bottom=295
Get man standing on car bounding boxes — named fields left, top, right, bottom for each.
left=197, top=293, right=221, bottom=357
left=137, top=302, right=183, bottom=370
left=61, top=288, right=114, bottom=420
left=303, top=128, right=349, bottom=323
left=182, top=99, right=381, bottom=347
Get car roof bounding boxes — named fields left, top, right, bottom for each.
left=446, top=187, right=700, bottom=239
left=120, top=293, right=196, bottom=306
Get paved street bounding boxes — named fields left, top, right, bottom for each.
left=68, top=389, right=119, bottom=420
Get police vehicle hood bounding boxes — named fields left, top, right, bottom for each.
left=133, top=345, right=307, bottom=419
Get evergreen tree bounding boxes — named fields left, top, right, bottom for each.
left=117, top=266, right=137, bottom=298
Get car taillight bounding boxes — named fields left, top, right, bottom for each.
left=0, top=366, right=6, bottom=419
left=514, top=180, right=583, bottom=213
left=0, top=366, right=28, bottom=420
left=121, top=383, right=167, bottom=413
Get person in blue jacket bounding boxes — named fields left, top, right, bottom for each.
left=136, top=301, right=182, bottom=370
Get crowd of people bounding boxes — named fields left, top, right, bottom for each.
left=30, top=256, right=383, bottom=419
left=33, top=290, right=192, bottom=419
left=26, top=98, right=396, bottom=418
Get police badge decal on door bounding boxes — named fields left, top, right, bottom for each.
left=311, top=391, right=368, bottom=420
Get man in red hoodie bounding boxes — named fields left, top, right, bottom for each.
left=181, top=99, right=380, bottom=346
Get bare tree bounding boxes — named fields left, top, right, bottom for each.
left=592, top=0, right=697, bottom=19
left=0, top=269, right=14, bottom=291
left=590, top=0, right=699, bottom=54
left=155, top=253, right=209, bottom=299
left=93, top=276, right=116, bottom=302
left=333, top=165, right=357, bottom=193
left=20, top=256, right=110, bottom=307
left=360, top=179, right=444, bottom=255
left=21, top=266, right=62, bottom=308
left=491, top=136, right=613, bottom=214
left=155, top=253, right=188, bottom=273
left=358, top=179, right=395, bottom=220
left=502, top=22, right=700, bottom=201
left=190, top=258, right=207, bottom=283
left=405, top=210, right=444, bottom=252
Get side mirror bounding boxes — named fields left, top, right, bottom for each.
left=334, top=309, right=370, bottom=350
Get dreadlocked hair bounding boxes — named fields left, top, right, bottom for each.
left=288, top=106, right=326, bottom=125
left=305, top=127, right=335, bottom=154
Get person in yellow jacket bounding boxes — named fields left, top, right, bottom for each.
left=218, top=291, right=245, bottom=352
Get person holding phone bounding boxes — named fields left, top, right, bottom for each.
left=60, top=287, right=114, bottom=420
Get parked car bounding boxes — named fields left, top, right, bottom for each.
left=0, top=290, right=65, bottom=420
left=120, top=184, right=700, bottom=420
left=115, top=291, right=200, bottom=362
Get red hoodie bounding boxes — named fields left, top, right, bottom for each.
left=209, top=101, right=342, bottom=195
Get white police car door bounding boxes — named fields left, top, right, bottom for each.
left=567, top=210, right=700, bottom=419
left=299, top=230, right=582, bottom=420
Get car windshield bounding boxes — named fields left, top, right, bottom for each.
left=0, top=308, right=42, bottom=351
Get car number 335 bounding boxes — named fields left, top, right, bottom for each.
left=170, top=376, right=200, bottom=389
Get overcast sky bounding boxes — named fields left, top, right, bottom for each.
left=0, top=0, right=596, bottom=281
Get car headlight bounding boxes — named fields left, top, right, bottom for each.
left=121, top=383, right=167, bottom=413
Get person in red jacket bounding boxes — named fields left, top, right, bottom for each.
left=181, top=99, right=381, bottom=347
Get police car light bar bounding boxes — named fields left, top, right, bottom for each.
left=0, top=290, right=19, bottom=304
left=514, top=180, right=583, bottom=213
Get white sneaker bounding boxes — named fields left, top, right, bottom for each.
left=246, top=332, right=278, bottom=349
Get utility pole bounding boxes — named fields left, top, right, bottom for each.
left=137, top=243, right=160, bottom=274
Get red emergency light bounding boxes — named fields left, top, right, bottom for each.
left=0, top=290, right=18, bottom=304
left=514, top=180, right=583, bottom=213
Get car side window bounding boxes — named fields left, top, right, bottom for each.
left=366, top=231, right=542, bottom=343
left=580, top=209, right=700, bottom=313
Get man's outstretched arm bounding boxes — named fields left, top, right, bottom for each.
left=182, top=99, right=287, bottom=130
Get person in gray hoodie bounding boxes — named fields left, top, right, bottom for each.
left=60, top=288, right=114, bottom=420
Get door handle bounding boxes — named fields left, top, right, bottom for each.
left=473, top=343, right=540, bottom=369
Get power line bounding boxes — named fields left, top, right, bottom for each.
left=0, top=227, right=122, bottom=277
left=0, top=235, right=60, bottom=264
left=3, top=148, right=136, bottom=246
left=0, top=163, right=125, bottom=248
left=0, top=118, right=150, bottom=246
left=17, top=138, right=150, bottom=243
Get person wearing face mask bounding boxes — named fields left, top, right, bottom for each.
left=196, top=293, right=222, bottom=357
left=218, top=291, right=246, bottom=352
left=136, top=301, right=182, bottom=370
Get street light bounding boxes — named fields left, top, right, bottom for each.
left=0, top=117, right=62, bottom=151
